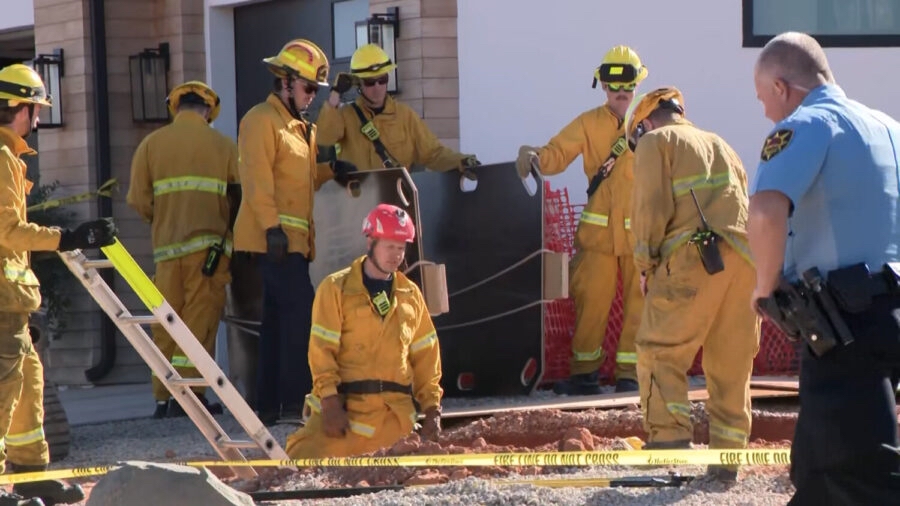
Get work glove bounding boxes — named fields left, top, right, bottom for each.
left=419, top=406, right=442, bottom=442
left=331, top=159, right=358, bottom=184
left=332, top=72, right=355, bottom=95
left=321, top=395, right=350, bottom=438
left=57, top=218, right=118, bottom=252
left=459, top=155, right=481, bottom=181
left=265, top=226, right=289, bottom=264
left=516, top=145, right=539, bottom=178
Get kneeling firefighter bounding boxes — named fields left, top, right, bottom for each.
left=285, top=204, right=443, bottom=458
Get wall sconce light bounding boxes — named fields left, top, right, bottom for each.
left=355, top=6, right=400, bottom=93
left=33, top=49, right=64, bottom=128
left=129, top=42, right=170, bottom=123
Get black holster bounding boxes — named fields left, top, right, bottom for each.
left=690, top=230, right=724, bottom=275
left=755, top=263, right=900, bottom=357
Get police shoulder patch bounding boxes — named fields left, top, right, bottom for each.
left=760, top=129, right=794, bottom=161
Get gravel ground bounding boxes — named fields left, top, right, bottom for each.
left=272, top=472, right=794, bottom=506
left=42, top=391, right=796, bottom=505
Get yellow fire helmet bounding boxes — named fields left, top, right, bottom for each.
left=166, top=80, right=221, bottom=122
left=592, top=45, right=649, bottom=88
left=0, top=64, right=52, bottom=107
left=263, top=39, right=330, bottom=86
left=624, top=86, right=685, bottom=147
left=350, top=44, right=397, bottom=79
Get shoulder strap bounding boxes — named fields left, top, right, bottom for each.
left=586, top=135, right=629, bottom=197
left=350, top=103, right=397, bottom=168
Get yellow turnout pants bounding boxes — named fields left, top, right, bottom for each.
left=0, top=313, right=49, bottom=470
left=569, top=251, right=643, bottom=379
left=151, top=250, right=230, bottom=401
left=636, top=243, right=760, bottom=448
left=286, top=394, right=416, bottom=458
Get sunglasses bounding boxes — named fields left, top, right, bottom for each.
left=362, top=75, right=390, bottom=87
left=607, top=82, right=636, bottom=92
left=292, top=79, right=318, bottom=94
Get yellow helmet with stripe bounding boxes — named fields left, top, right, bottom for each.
left=592, top=45, right=648, bottom=88
left=624, top=87, right=685, bottom=147
left=0, top=64, right=52, bottom=107
left=166, top=81, right=221, bottom=122
left=350, top=44, right=397, bottom=79
left=263, top=39, right=330, bottom=86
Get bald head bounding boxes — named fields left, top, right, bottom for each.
left=756, top=32, right=834, bottom=89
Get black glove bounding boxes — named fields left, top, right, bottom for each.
left=332, top=73, right=354, bottom=95
left=331, top=159, right=358, bottom=184
left=58, top=218, right=118, bottom=252
left=265, top=226, right=289, bottom=264
left=459, top=155, right=481, bottom=181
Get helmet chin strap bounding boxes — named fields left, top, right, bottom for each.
left=358, top=86, right=385, bottom=110
left=366, top=243, right=393, bottom=278
left=284, top=77, right=306, bottom=120
left=22, top=103, right=36, bottom=139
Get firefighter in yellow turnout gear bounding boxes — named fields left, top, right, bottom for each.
left=318, top=44, right=480, bottom=174
left=516, top=46, right=648, bottom=394
left=233, top=39, right=343, bottom=425
left=127, top=81, right=238, bottom=419
left=286, top=204, right=443, bottom=458
left=0, top=64, right=117, bottom=505
left=627, top=87, right=760, bottom=482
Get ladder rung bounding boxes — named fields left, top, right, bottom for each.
left=82, top=259, right=114, bottom=270
left=118, top=315, right=158, bottom=325
left=217, top=439, right=258, bottom=449
left=169, top=378, right=210, bottom=387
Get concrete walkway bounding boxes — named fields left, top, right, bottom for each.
left=57, top=383, right=155, bottom=426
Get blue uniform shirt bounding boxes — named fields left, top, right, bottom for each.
left=750, top=84, right=900, bottom=281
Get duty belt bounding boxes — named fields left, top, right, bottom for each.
left=757, top=262, right=900, bottom=357
left=337, top=380, right=412, bottom=395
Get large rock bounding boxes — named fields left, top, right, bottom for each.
left=86, top=461, right=254, bottom=506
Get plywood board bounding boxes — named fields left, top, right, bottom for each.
left=442, top=388, right=798, bottom=419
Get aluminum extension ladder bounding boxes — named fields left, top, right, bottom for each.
left=58, top=239, right=289, bottom=479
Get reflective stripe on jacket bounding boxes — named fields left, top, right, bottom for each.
left=127, top=111, right=239, bottom=263
left=0, top=127, right=60, bottom=312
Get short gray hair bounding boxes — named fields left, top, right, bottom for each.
left=756, top=32, right=834, bottom=88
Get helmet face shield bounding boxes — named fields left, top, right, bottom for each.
left=598, top=63, right=641, bottom=83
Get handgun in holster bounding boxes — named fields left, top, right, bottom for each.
left=202, top=237, right=227, bottom=277
left=687, top=188, right=724, bottom=275
left=757, top=267, right=855, bottom=357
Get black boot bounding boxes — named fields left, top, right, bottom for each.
left=614, top=378, right=639, bottom=393
left=552, top=371, right=603, bottom=395
left=10, top=464, right=83, bottom=506
left=199, top=395, right=223, bottom=415
left=166, top=399, right=186, bottom=418
left=152, top=400, right=168, bottom=419
left=0, top=491, right=44, bottom=506
left=167, top=396, right=224, bottom=418
left=642, top=439, right=693, bottom=450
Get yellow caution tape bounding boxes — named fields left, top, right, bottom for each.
left=101, top=239, right=165, bottom=309
left=26, top=178, right=118, bottom=213
left=0, top=449, right=791, bottom=485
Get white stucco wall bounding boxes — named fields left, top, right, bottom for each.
left=0, top=0, right=34, bottom=32
left=457, top=0, right=900, bottom=202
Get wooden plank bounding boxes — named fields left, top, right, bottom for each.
left=750, top=376, right=799, bottom=391
left=441, top=388, right=797, bottom=419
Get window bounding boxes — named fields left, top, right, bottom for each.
left=333, top=0, right=369, bottom=60
left=743, top=0, right=900, bottom=47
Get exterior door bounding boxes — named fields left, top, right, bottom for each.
left=233, top=0, right=366, bottom=123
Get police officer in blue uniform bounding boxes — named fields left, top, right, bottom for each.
left=748, top=31, right=900, bottom=505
